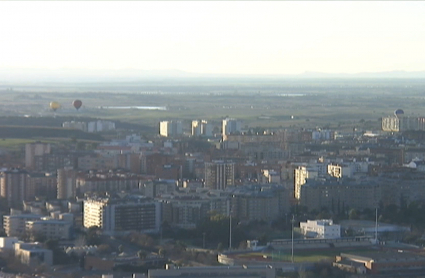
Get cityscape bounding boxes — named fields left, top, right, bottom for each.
left=1, top=1, right=425, bottom=278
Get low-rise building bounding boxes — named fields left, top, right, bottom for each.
left=14, top=242, right=53, bottom=267
left=335, top=252, right=425, bottom=274
left=26, top=218, right=73, bottom=240
left=300, top=219, right=341, bottom=239
left=3, top=213, right=41, bottom=237
left=0, top=237, right=18, bottom=249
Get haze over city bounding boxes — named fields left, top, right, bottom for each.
left=2, top=1, right=425, bottom=278
left=1, top=1, right=425, bottom=78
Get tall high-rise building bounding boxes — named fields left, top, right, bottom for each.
left=294, top=166, right=318, bottom=200
left=25, top=142, right=51, bottom=170
left=159, top=121, right=183, bottom=137
left=0, top=169, right=29, bottom=208
left=205, top=160, right=235, bottom=190
left=222, top=118, right=242, bottom=141
left=57, top=167, right=77, bottom=200
left=192, top=120, right=213, bottom=137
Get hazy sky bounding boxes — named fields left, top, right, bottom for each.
left=1, top=1, right=425, bottom=75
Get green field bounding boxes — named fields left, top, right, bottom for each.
left=0, top=138, right=54, bottom=151
left=236, top=247, right=379, bottom=263
left=1, top=80, right=425, bottom=133
left=0, top=137, right=102, bottom=151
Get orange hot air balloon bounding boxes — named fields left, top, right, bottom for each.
left=50, top=101, right=60, bottom=112
left=73, top=99, right=83, bottom=110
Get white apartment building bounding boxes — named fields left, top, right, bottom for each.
left=3, top=214, right=41, bottom=237
left=382, top=116, right=399, bottom=132
left=159, top=120, right=183, bottom=137
left=192, top=120, right=213, bottom=137
left=0, top=237, right=18, bottom=249
left=222, top=118, right=242, bottom=140
left=260, top=169, right=281, bottom=184
left=83, top=197, right=161, bottom=235
left=294, top=166, right=318, bottom=200
left=88, top=120, right=115, bottom=133
left=62, top=121, right=87, bottom=131
left=300, top=219, right=341, bottom=239
left=26, top=218, right=72, bottom=240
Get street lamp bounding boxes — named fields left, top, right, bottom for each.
left=203, top=232, right=206, bottom=249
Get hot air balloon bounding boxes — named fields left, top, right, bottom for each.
left=50, top=101, right=60, bottom=112
left=73, top=99, right=82, bottom=110
left=394, top=109, right=405, bottom=118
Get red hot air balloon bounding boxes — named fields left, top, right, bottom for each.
left=73, top=99, right=83, bottom=110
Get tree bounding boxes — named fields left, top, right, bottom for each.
left=97, top=244, right=111, bottom=254
left=175, top=241, right=187, bottom=252
left=44, top=239, right=59, bottom=250
left=348, top=209, right=359, bottom=220
left=86, top=226, right=101, bottom=245
left=137, top=250, right=147, bottom=260
left=158, top=248, right=166, bottom=257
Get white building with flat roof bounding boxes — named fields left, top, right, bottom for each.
left=14, top=242, right=53, bottom=267
left=0, top=237, right=18, bottom=249
left=300, top=219, right=341, bottom=239
left=3, top=214, right=41, bottom=237
left=222, top=118, right=242, bottom=140
left=160, top=121, right=183, bottom=137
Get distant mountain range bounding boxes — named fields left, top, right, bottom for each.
left=0, top=68, right=424, bottom=83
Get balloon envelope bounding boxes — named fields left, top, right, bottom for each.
left=394, top=109, right=404, bottom=118
left=50, top=101, right=60, bottom=112
left=73, top=99, right=82, bottom=110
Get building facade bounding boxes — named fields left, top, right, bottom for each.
left=205, top=161, right=235, bottom=190
left=300, top=219, right=341, bottom=239
left=159, top=121, right=183, bottom=137
left=192, top=120, right=213, bottom=137
left=83, top=197, right=161, bottom=235
left=222, top=118, right=242, bottom=141
left=25, top=142, right=51, bottom=170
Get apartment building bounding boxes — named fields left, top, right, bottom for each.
left=192, top=119, right=213, bottom=137
left=205, top=160, right=235, bottom=190
left=25, top=142, right=51, bottom=170
left=76, top=170, right=143, bottom=194
left=26, top=218, right=72, bottom=240
left=27, top=172, right=57, bottom=200
left=83, top=196, right=161, bottom=235
left=87, top=120, right=115, bottom=133
left=222, top=118, right=242, bottom=141
left=231, top=192, right=280, bottom=222
left=294, top=165, right=318, bottom=200
left=299, top=178, right=381, bottom=211
left=62, top=121, right=87, bottom=131
left=3, top=214, right=41, bottom=237
left=57, top=167, right=77, bottom=199
left=0, top=169, right=30, bottom=207
left=159, top=121, right=183, bottom=137
left=158, top=196, right=210, bottom=229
